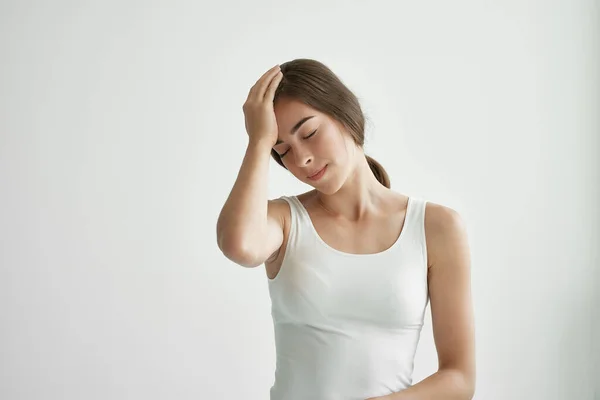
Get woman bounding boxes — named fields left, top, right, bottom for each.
left=216, top=59, right=476, bottom=400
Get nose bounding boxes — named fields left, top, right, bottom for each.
left=294, top=147, right=313, bottom=168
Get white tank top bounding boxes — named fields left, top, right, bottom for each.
left=267, top=194, right=430, bottom=400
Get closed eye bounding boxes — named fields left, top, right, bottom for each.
left=279, top=129, right=317, bottom=158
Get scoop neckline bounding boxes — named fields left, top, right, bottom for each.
left=291, top=195, right=413, bottom=258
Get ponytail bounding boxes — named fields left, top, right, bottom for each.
left=365, top=155, right=390, bottom=188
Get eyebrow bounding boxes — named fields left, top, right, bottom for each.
left=275, top=115, right=315, bottom=145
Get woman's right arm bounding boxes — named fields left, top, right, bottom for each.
left=216, top=64, right=285, bottom=268
left=216, top=140, right=285, bottom=268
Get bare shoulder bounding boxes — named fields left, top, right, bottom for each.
left=268, top=189, right=315, bottom=224
left=268, top=196, right=290, bottom=212
left=269, top=190, right=314, bottom=230
left=424, top=201, right=469, bottom=269
left=267, top=197, right=291, bottom=230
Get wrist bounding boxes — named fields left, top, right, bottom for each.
left=248, top=138, right=275, bottom=152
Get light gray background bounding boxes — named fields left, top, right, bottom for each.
left=1, top=1, right=598, bottom=399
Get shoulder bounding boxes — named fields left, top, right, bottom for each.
left=268, top=196, right=292, bottom=221
left=424, top=201, right=464, bottom=231
left=268, top=190, right=312, bottom=211
left=424, top=201, right=469, bottom=269
left=269, top=190, right=316, bottom=217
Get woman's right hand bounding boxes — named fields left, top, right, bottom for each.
left=242, top=64, right=283, bottom=148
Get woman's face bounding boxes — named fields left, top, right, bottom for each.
left=273, top=98, right=358, bottom=193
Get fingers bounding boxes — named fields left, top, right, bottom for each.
left=247, top=64, right=281, bottom=103
left=265, top=70, right=283, bottom=102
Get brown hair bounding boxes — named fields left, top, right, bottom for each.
left=271, top=58, right=390, bottom=188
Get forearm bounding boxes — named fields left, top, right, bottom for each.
left=384, top=369, right=474, bottom=400
left=216, top=140, right=273, bottom=261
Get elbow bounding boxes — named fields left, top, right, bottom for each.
left=218, top=235, right=261, bottom=268
left=460, top=366, right=476, bottom=399
left=456, top=370, right=476, bottom=399
left=438, top=368, right=475, bottom=399
left=461, top=378, right=475, bottom=400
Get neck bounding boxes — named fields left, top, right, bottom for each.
left=313, top=148, right=389, bottom=222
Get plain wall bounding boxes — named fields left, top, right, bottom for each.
left=1, top=0, right=598, bottom=399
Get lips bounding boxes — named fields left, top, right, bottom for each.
left=306, top=165, right=329, bottom=181
left=307, top=166, right=326, bottom=178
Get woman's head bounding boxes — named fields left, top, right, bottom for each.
left=270, top=59, right=390, bottom=191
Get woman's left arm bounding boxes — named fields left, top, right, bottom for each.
left=369, top=204, right=476, bottom=400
